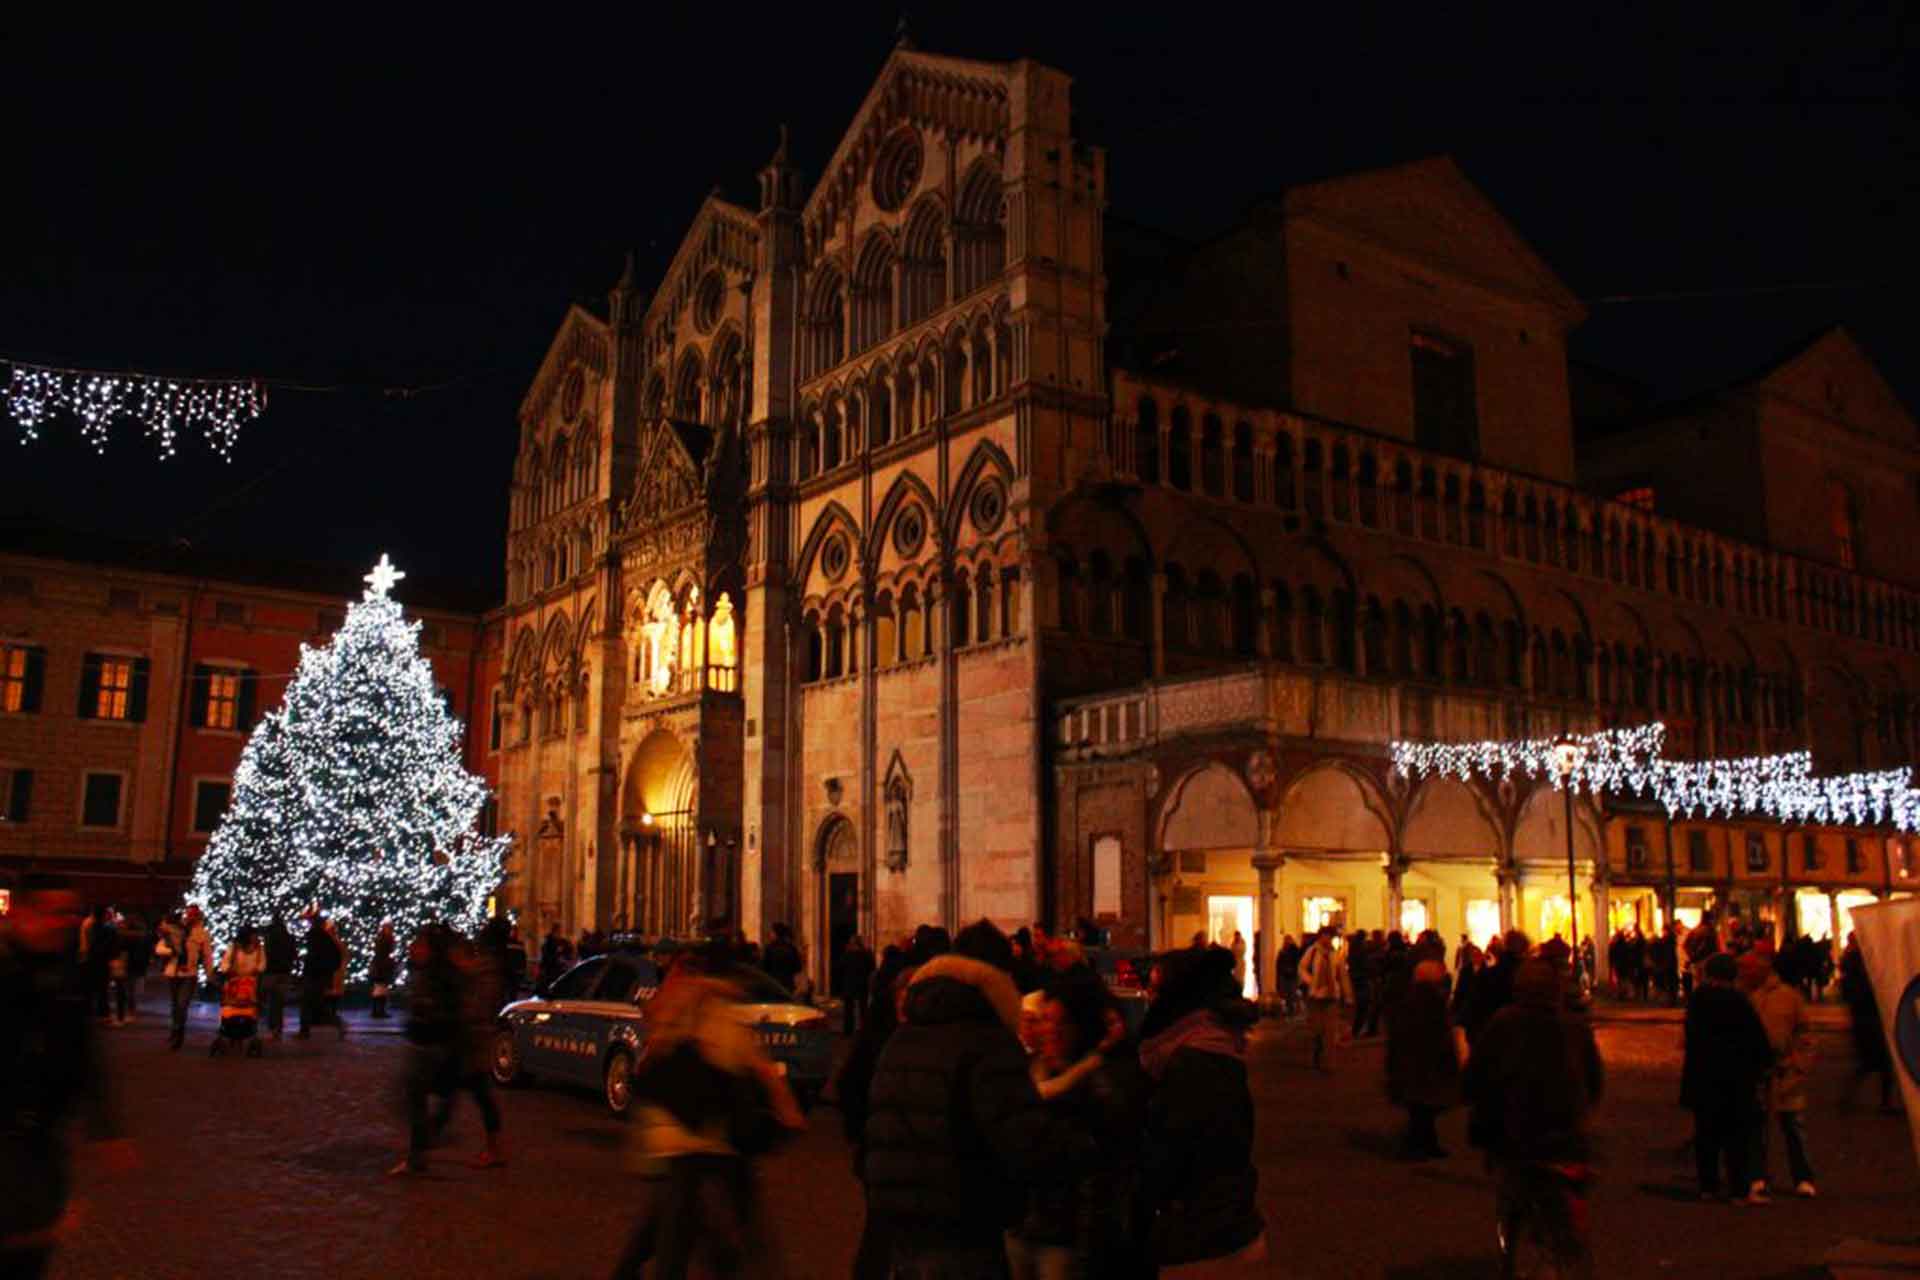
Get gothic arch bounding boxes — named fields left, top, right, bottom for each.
left=1402, top=776, right=1504, bottom=859
left=1157, top=762, right=1259, bottom=852
left=1510, top=784, right=1602, bottom=865
left=541, top=611, right=574, bottom=672
left=872, top=468, right=940, bottom=560
left=945, top=438, right=1015, bottom=544
left=1276, top=761, right=1393, bottom=852
left=1161, top=510, right=1259, bottom=582
left=795, top=500, right=867, bottom=590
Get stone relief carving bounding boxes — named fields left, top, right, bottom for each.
left=882, top=752, right=913, bottom=873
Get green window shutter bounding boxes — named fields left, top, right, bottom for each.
left=128, top=657, right=151, bottom=722
left=238, top=671, right=259, bottom=728
left=76, top=654, right=102, bottom=719
left=5, top=768, right=29, bottom=822
left=20, top=649, right=45, bottom=713
left=189, top=664, right=210, bottom=728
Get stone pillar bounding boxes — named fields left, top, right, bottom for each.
left=1149, top=571, right=1168, bottom=678
left=1256, top=587, right=1277, bottom=659
left=1497, top=868, right=1517, bottom=933
left=1386, top=859, right=1405, bottom=934
left=1592, top=879, right=1611, bottom=986
left=1828, top=889, right=1842, bottom=944
left=1253, top=833, right=1282, bottom=1015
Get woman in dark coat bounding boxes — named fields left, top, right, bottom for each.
left=1136, top=946, right=1267, bottom=1268
left=1386, top=959, right=1461, bottom=1159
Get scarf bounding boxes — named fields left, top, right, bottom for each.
left=1138, top=1007, right=1245, bottom=1081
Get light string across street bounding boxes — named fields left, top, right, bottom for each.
left=1390, top=720, right=1920, bottom=832
left=5, top=361, right=267, bottom=460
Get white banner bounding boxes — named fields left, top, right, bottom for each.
left=1847, top=899, right=1920, bottom=1170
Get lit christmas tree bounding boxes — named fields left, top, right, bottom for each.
left=190, top=554, right=506, bottom=980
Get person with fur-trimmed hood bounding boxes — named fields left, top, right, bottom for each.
left=863, top=919, right=1095, bottom=1279
left=1136, top=943, right=1268, bottom=1268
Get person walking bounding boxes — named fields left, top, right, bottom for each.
left=1838, top=933, right=1897, bottom=1112
left=1006, top=969, right=1152, bottom=1280
left=862, top=920, right=1094, bottom=1278
left=539, top=922, right=568, bottom=985
left=1348, top=930, right=1376, bottom=1039
left=370, top=921, right=397, bottom=1019
left=120, top=909, right=152, bottom=1023
left=1462, top=959, right=1604, bottom=1268
left=442, top=923, right=509, bottom=1169
left=1681, top=952, right=1774, bottom=1204
left=161, top=908, right=213, bottom=1051
left=1462, top=930, right=1529, bottom=1046
left=1229, top=929, right=1248, bottom=991
left=1300, top=927, right=1352, bottom=1072
left=840, top=935, right=875, bottom=1037
left=0, top=874, right=136, bottom=1277
left=105, top=911, right=132, bottom=1027
left=390, top=924, right=462, bottom=1177
left=261, top=915, right=294, bottom=1041
left=297, top=912, right=346, bottom=1041
left=212, top=926, right=267, bottom=1058
left=1276, top=935, right=1302, bottom=1017
left=610, top=943, right=804, bottom=1278
left=1137, top=944, right=1267, bottom=1268
left=1740, top=951, right=1816, bottom=1198
left=1387, top=959, right=1461, bottom=1160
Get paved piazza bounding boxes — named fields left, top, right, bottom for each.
left=48, top=999, right=1919, bottom=1279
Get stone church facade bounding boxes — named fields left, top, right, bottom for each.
left=491, top=47, right=1920, bottom=994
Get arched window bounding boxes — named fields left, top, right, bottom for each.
left=798, top=408, right=821, bottom=481
left=804, top=612, right=824, bottom=682
left=1087, top=551, right=1114, bottom=635
left=943, top=333, right=967, bottom=418
left=804, top=268, right=846, bottom=380
left=901, top=198, right=947, bottom=326
left=974, top=564, right=994, bottom=644
left=852, top=233, right=895, bottom=352
left=641, top=371, right=666, bottom=420
left=1274, top=434, right=1297, bottom=510
left=999, top=565, right=1022, bottom=637
left=899, top=587, right=924, bottom=662
left=823, top=400, right=844, bottom=471
left=972, top=326, right=993, bottom=405
left=1303, top=440, right=1325, bottom=519
left=1362, top=597, right=1387, bottom=674
left=1194, top=570, right=1225, bottom=651
left=1163, top=564, right=1191, bottom=651
left=1392, top=601, right=1417, bottom=677
left=1300, top=585, right=1325, bottom=664
left=952, top=569, right=973, bottom=647
left=992, top=315, right=1012, bottom=398
left=1331, top=588, right=1357, bottom=673
left=954, top=161, right=1005, bottom=297
left=673, top=352, right=703, bottom=422
left=869, top=369, right=893, bottom=447
left=1200, top=415, right=1225, bottom=497
left=1135, top=395, right=1161, bottom=483
left=1232, top=423, right=1255, bottom=502
left=1168, top=407, right=1193, bottom=491
left=1122, top=557, right=1150, bottom=641
left=1330, top=445, right=1351, bottom=522
left=710, top=332, right=744, bottom=427
left=547, top=435, right=568, bottom=513
left=872, top=594, right=896, bottom=671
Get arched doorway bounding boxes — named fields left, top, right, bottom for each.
left=1156, top=763, right=1259, bottom=994
left=621, top=729, right=697, bottom=936
left=815, top=816, right=859, bottom=998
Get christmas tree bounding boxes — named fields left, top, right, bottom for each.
left=190, top=555, right=507, bottom=981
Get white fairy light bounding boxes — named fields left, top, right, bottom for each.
left=6, top=361, right=265, bottom=459
left=1393, top=720, right=1920, bottom=832
left=187, top=558, right=507, bottom=980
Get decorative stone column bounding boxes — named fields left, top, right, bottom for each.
left=1252, top=803, right=1282, bottom=1014
left=1497, top=867, right=1517, bottom=933
left=1386, top=857, right=1405, bottom=934
left=1149, top=571, right=1168, bottom=678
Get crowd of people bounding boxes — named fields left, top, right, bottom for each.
left=3, top=872, right=1912, bottom=1278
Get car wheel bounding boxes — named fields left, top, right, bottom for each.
left=491, top=1029, right=528, bottom=1087
left=604, top=1048, right=635, bottom=1119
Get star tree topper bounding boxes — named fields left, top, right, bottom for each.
left=364, top=553, right=406, bottom=599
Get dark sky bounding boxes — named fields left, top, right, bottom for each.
left=4, top=7, right=1914, bottom=598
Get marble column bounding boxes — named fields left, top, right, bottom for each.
left=1253, top=842, right=1283, bottom=1014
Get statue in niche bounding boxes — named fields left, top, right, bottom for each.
left=884, top=776, right=910, bottom=873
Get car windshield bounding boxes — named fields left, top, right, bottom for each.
left=545, top=956, right=606, bottom=1001
left=596, top=956, right=659, bottom=1005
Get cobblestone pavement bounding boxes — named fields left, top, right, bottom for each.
left=45, top=995, right=1919, bottom=1279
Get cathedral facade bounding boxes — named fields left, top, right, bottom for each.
left=492, top=48, right=1920, bottom=994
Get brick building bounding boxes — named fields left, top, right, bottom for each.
left=490, top=47, right=1918, bottom=992
left=0, top=532, right=498, bottom=915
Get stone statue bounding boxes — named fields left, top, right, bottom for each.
left=884, top=779, right=909, bottom=872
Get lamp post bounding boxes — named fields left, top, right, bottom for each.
left=1551, top=738, right=1589, bottom=993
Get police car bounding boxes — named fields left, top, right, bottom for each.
left=489, top=945, right=834, bottom=1118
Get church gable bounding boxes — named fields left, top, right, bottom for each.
left=641, top=197, right=759, bottom=339
left=520, top=304, right=610, bottom=427
left=626, top=419, right=708, bottom=527
left=1285, top=155, right=1583, bottom=321
left=1753, top=327, right=1917, bottom=446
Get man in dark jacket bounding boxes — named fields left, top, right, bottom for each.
left=762, top=922, right=803, bottom=994
left=0, top=876, right=133, bottom=1275
left=261, top=915, right=295, bottom=1041
left=864, top=919, right=1092, bottom=1278
left=297, top=914, right=342, bottom=1040
left=1681, top=951, right=1775, bottom=1201
left=1463, top=930, right=1530, bottom=1045
left=1464, top=958, right=1603, bottom=1163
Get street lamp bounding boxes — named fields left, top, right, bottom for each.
left=1550, top=738, right=1589, bottom=993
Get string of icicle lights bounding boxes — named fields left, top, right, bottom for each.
left=1389, top=721, right=1920, bottom=831
left=6, top=361, right=265, bottom=459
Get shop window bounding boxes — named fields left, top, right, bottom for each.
left=1302, top=895, right=1346, bottom=934
left=192, top=780, right=232, bottom=834
left=80, top=772, right=124, bottom=829
left=1744, top=832, right=1768, bottom=873
left=1686, top=829, right=1711, bottom=874
left=0, top=645, right=45, bottom=714
left=1625, top=825, right=1650, bottom=870
left=1465, top=899, right=1501, bottom=948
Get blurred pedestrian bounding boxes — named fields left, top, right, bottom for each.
left=1741, top=951, right=1816, bottom=1197
left=1300, top=927, right=1351, bottom=1072
left=1681, top=952, right=1773, bottom=1204
left=762, top=922, right=803, bottom=994
left=161, top=908, right=213, bottom=1052
left=841, top=934, right=875, bottom=1036
left=0, top=874, right=136, bottom=1276
left=1138, top=944, right=1267, bottom=1267
left=611, top=944, right=803, bottom=1278
left=370, top=921, right=397, bottom=1019
left=440, top=923, right=509, bottom=1168
left=1839, top=933, right=1897, bottom=1112
left=105, top=911, right=131, bottom=1026
left=261, top=914, right=294, bottom=1041
left=1387, top=959, right=1460, bottom=1160
left=1463, top=930, right=1529, bottom=1046
left=297, top=912, right=346, bottom=1041
left=212, top=926, right=266, bottom=1059
left=390, top=924, right=461, bottom=1177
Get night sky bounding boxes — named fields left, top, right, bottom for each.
left=4, top=8, right=1914, bottom=600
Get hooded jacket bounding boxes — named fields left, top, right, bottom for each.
left=862, top=955, right=1093, bottom=1244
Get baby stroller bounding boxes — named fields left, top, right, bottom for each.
left=212, top=972, right=263, bottom=1058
